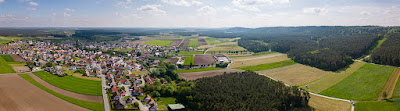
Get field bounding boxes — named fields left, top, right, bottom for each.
left=0, top=55, right=14, bottom=62
left=355, top=101, right=399, bottom=111
left=174, top=51, right=204, bottom=54
left=207, top=45, right=247, bottom=54
left=320, top=64, right=395, bottom=101
left=236, top=60, right=296, bottom=71
left=198, top=39, right=207, bottom=45
left=145, top=40, right=174, bottom=47
left=303, top=62, right=365, bottom=93
left=257, top=64, right=330, bottom=85
left=176, top=67, right=224, bottom=73
left=205, top=38, right=220, bottom=44
left=189, top=39, right=199, bottom=47
left=308, top=94, right=351, bottom=111
left=183, top=56, right=194, bottom=65
left=20, top=74, right=104, bottom=111
left=10, top=55, right=26, bottom=62
left=179, top=68, right=243, bottom=80
left=33, top=71, right=102, bottom=96
left=193, top=54, right=215, bottom=66
left=13, top=66, right=30, bottom=73
left=72, top=73, right=101, bottom=81
left=0, top=74, right=89, bottom=111
left=0, top=56, right=16, bottom=74
left=229, top=53, right=289, bottom=68
left=390, top=68, right=400, bottom=98
left=378, top=68, right=400, bottom=100
left=178, top=39, right=190, bottom=47
left=133, top=70, right=149, bottom=75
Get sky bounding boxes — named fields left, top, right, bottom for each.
left=0, top=0, right=400, bottom=28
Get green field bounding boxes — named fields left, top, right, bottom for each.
left=183, top=57, right=194, bottom=65
left=33, top=71, right=102, bottom=96
left=0, top=55, right=15, bottom=62
left=236, top=60, right=296, bottom=71
left=145, top=40, right=174, bottom=47
left=205, top=38, right=220, bottom=44
left=0, top=56, right=16, bottom=74
left=355, top=101, right=399, bottom=111
left=189, top=39, right=199, bottom=47
left=19, top=74, right=104, bottom=111
left=375, top=36, right=388, bottom=50
left=320, top=64, right=394, bottom=101
left=175, top=51, right=204, bottom=55
left=176, top=67, right=224, bottom=73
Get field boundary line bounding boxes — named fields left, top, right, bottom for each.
left=378, top=68, right=400, bottom=100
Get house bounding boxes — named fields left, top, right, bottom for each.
left=142, top=94, right=151, bottom=102
left=113, top=100, right=124, bottom=109
left=111, top=86, right=118, bottom=93
left=128, top=74, right=136, bottom=79
left=126, top=98, right=132, bottom=104
left=147, top=99, right=158, bottom=111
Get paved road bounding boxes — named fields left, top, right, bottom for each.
left=101, top=75, right=111, bottom=111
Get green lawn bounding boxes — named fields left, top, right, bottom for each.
left=189, top=39, right=199, bottom=47
left=236, top=60, right=296, bottom=71
left=148, top=57, right=168, bottom=61
left=320, top=64, right=394, bottom=101
left=0, top=55, right=15, bottom=62
left=183, top=57, right=194, bottom=65
left=8, top=62, right=27, bottom=67
left=175, top=51, right=203, bottom=54
left=205, top=38, right=220, bottom=44
left=19, top=74, right=104, bottom=111
left=33, top=71, right=102, bottom=96
left=355, top=101, right=399, bottom=111
left=145, top=40, right=174, bottom=47
left=176, top=67, right=224, bottom=73
left=0, top=56, right=16, bottom=74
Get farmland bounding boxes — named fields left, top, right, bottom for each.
left=308, top=94, right=351, bottom=111
left=176, top=67, right=224, bottom=73
left=205, top=38, right=220, bottom=44
left=198, top=39, right=207, bottom=45
left=145, top=40, right=174, bottom=47
left=20, top=74, right=104, bottom=111
left=303, top=62, right=366, bottom=93
left=179, top=68, right=243, bottom=80
left=0, top=55, right=14, bottom=62
left=390, top=68, right=400, bottom=98
left=189, top=39, right=199, bottom=47
left=257, top=64, right=330, bottom=85
left=0, top=74, right=90, bottom=111
left=320, top=64, right=395, bottom=101
left=355, top=101, right=399, bottom=111
left=236, top=60, right=296, bottom=71
left=0, top=56, right=16, bottom=74
left=183, top=56, right=194, bottom=65
left=229, top=53, right=289, bottom=68
left=174, top=51, right=203, bottom=55
left=33, top=71, right=102, bottom=96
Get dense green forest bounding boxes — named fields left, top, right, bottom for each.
left=238, top=39, right=269, bottom=53
left=0, top=28, right=67, bottom=37
left=179, top=71, right=310, bottom=110
left=371, top=33, right=400, bottom=66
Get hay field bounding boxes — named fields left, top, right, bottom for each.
left=229, top=53, right=289, bottom=68
left=308, top=94, right=351, bottom=111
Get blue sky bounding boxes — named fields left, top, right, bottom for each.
left=0, top=0, right=399, bottom=27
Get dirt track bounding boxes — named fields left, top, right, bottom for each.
left=179, top=69, right=243, bottom=80
left=378, top=68, right=400, bottom=100
left=0, top=74, right=89, bottom=111
left=27, top=73, right=103, bottom=102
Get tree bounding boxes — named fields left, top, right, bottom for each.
left=136, top=52, right=142, bottom=56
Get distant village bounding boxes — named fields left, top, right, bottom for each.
left=0, top=39, right=231, bottom=111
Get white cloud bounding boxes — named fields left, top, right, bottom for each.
left=0, top=14, right=16, bottom=19
left=162, top=0, right=202, bottom=7
left=52, top=13, right=57, bottom=16
left=65, top=8, right=75, bottom=12
left=137, top=5, right=166, bottom=15
left=303, top=7, right=327, bottom=15
left=197, top=5, right=216, bottom=16
left=360, top=11, right=371, bottom=16
left=116, top=0, right=132, bottom=8
left=26, top=7, right=37, bottom=10
left=29, top=1, right=38, bottom=6
left=63, top=13, right=71, bottom=17
left=0, top=0, right=4, bottom=3
left=232, top=0, right=289, bottom=11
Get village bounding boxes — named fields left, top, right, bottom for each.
left=0, top=39, right=231, bottom=111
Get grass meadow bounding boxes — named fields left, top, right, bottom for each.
left=236, top=60, right=296, bottom=71
left=0, top=56, right=16, bottom=74
left=0, top=55, right=15, bottom=62
left=189, top=39, right=199, bottom=47
left=183, top=56, right=194, bottom=65
left=145, top=40, right=174, bottom=47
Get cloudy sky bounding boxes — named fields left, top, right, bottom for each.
left=0, top=0, right=399, bottom=27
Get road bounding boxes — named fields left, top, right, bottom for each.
left=101, top=75, right=111, bottom=111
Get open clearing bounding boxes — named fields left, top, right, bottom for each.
left=72, top=73, right=102, bottom=81
left=236, top=60, right=296, bottom=71
left=0, top=56, right=16, bottom=74
left=0, top=74, right=89, bottom=111
left=145, top=40, right=175, bottom=47
left=179, top=68, right=243, bottom=80
left=33, top=71, right=102, bottom=96
left=303, top=62, right=365, bottom=93
left=205, top=38, right=220, bottom=45
left=320, top=64, right=395, bottom=101
left=378, top=68, right=400, bottom=100
left=355, top=101, right=399, bottom=111
left=308, top=94, right=351, bottom=111
left=229, top=53, right=289, bottom=68
left=257, top=64, right=330, bottom=85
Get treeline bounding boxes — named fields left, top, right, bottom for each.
left=198, top=31, right=240, bottom=38
left=171, top=32, right=197, bottom=36
left=0, top=28, right=67, bottom=37
left=178, top=71, right=310, bottom=110
left=238, top=39, right=269, bottom=53
left=72, top=30, right=158, bottom=41
left=371, top=33, right=400, bottom=66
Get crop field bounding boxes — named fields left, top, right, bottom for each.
left=236, top=60, right=296, bottom=71
left=355, top=101, right=399, bottom=111
left=189, top=39, right=199, bottom=47
left=174, top=51, right=204, bottom=54
left=178, top=39, right=190, bottom=47
left=0, top=55, right=14, bottom=62
left=390, top=68, right=400, bottom=98
left=207, top=46, right=247, bottom=53
left=0, top=56, right=16, bottom=74
left=303, top=62, right=365, bottom=93
left=194, top=54, right=215, bottom=66
left=10, top=55, right=26, bottom=62
left=33, top=71, right=102, bottom=96
left=0, top=74, right=90, bottom=111
left=176, top=67, right=224, bottom=73
left=320, top=64, right=395, bottom=101
left=257, top=64, right=330, bottom=85
left=216, top=42, right=238, bottom=47
left=205, top=38, right=220, bottom=44
left=145, top=40, right=174, bottom=47
left=308, top=95, right=351, bottom=111
left=179, top=68, right=243, bottom=80
left=229, top=53, right=289, bottom=68
left=183, top=56, right=194, bottom=65
left=198, top=39, right=207, bottom=45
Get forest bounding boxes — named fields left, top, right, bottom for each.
left=0, top=28, right=67, bottom=37
left=371, top=33, right=400, bottom=66
left=178, top=71, right=310, bottom=110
